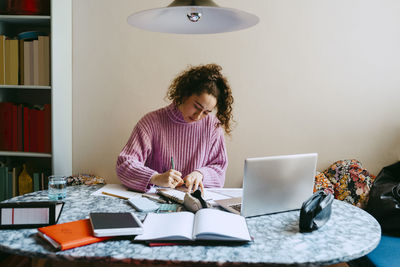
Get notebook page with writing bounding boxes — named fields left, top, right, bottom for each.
left=193, top=209, right=251, bottom=241
left=134, top=212, right=194, bottom=241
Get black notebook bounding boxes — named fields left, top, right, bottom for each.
left=89, top=212, right=144, bottom=237
left=0, top=201, right=64, bottom=229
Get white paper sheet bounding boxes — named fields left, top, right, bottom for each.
left=91, top=184, right=142, bottom=199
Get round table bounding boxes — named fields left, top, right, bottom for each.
left=0, top=185, right=381, bottom=266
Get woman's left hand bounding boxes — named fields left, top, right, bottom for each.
left=183, top=171, right=204, bottom=194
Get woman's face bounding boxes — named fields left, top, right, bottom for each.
left=178, top=93, right=217, bottom=123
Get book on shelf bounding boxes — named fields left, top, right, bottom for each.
left=0, top=166, right=8, bottom=201
left=30, top=107, right=40, bottom=152
left=0, top=32, right=50, bottom=86
left=12, top=167, right=17, bottom=197
left=0, top=102, right=51, bottom=153
left=7, top=169, right=13, bottom=199
left=17, top=104, right=23, bottom=151
left=44, top=104, right=51, bottom=153
left=33, top=172, right=40, bottom=192
left=5, top=38, right=19, bottom=85
left=37, top=219, right=112, bottom=251
left=37, top=106, right=45, bottom=153
left=3, top=165, right=20, bottom=199
left=2, top=166, right=13, bottom=200
left=0, top=35, right=5, bottom=84
left=0, top=201, right=64, bottom=229
left=0, top=103, right=6, bottom=150
left=23, top=41, right=33, bottom=85
left=134, top=208, right=251, bottom=243
left=0, top=102, right=13, bottom=151
left=32, top=39, right=39, bottom=85
left=18, top=39, right=24, bottom=85
left=38, top=36, right=50, bottom=86
left=0, top=162, right=51, bottom=200
left=23, top=105, right=30, bottom=152
left=11, top=103, right=17, bottom=151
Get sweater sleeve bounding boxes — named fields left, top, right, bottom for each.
left=116, top=120, right=158, bottom=192
left=196, top=126, right=228, bottom=188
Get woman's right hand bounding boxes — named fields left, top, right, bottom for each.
left=150, top=169, right=184, bottom=188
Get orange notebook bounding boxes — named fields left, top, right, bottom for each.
left=37, top=219, right=111, bottom=250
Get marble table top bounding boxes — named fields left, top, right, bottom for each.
left=0, top=185, right=381, bottom=266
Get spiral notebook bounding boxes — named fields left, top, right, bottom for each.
left=156, top=188, right=186, bottom=204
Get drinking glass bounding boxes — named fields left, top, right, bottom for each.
left=48, top=175, right=67, bottom=200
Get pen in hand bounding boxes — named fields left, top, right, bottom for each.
left=170, top=156, right=185, bottom=188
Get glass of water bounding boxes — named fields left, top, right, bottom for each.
left=48, top=175, right=67, bottom=200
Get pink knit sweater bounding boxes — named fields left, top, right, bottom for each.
left=116, top=103, right=228, bottom=192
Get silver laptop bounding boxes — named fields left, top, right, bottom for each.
left=215, top=153, right=317, bottom=217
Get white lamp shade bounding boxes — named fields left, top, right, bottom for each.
left=127, top=5, right=259, bottom=34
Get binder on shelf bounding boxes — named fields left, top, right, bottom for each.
left=0, top=201, right=64, bottom=229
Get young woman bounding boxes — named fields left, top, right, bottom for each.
left=116, top=63, right=234, bottom=193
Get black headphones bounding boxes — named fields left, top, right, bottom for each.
left=191, top=189, right=208, bottom=208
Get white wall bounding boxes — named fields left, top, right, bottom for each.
left=72, top=0, right=400, bottom=187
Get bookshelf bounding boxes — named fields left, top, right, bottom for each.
left=0, top=0, right=72, bottom=200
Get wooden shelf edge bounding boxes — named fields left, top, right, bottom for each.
left=0, top=151, right=52, bottom=158
left=0, top=85, right=51, bottom=90
left=0, top=14, right=50, bottom=20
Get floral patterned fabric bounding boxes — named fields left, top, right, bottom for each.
left=66, top=174, right=105, bottom=186
left=314, top=171, right=335, bottom=195
left=314, top=159, right=376, bottom=209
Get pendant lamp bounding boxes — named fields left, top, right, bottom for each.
left=127, top=0, right=259, bottom=34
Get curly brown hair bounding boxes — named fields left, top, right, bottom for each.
left=167, top=64, right=234, bottom=135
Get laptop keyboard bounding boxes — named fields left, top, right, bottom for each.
left=229, top=203, right=242, bottom=212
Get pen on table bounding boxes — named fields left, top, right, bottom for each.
left=142, top=193, right=167, bottom=203
left=101, top=192, right=129, bottom=200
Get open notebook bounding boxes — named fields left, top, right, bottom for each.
left=134, top=208, right=251, bottom=243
